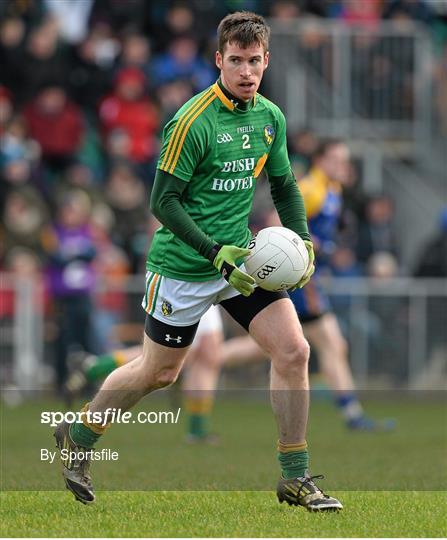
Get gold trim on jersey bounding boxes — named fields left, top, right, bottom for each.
left=160, top=88, right=214, bottom=173
left=254, top=153, right=268, bottom=178
left=167, top=92, right=216, bottom=174
left=212, top=82, right=235, bottom=111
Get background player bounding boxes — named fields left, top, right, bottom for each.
left=54, top=12, right=342, bottom=512
left=222, top=139, right=395, bottom=431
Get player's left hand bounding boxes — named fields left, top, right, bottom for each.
left=290, top=240, right=315, bottom=290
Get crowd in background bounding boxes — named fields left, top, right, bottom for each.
left=1, top=0, right=446, bottom=387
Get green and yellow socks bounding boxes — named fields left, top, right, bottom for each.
left=69, top=403, right=108, bottom=448
left=278, top=440, right=309, bottom=479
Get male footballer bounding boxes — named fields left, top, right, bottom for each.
left=54, top=11, right=342, bottom=511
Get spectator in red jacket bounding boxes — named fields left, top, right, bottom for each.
left=22, top=85, right=84, bottom=172
left=98, top=67, right=159, bottom=180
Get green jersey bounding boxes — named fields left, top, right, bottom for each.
left=147, top=81, right=290, bottom=281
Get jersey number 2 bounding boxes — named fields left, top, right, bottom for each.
left=242, top=134, right=251, bottom=149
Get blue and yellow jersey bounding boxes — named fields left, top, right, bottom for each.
left=289, top=166, right=341, bottom=320
left=298, top=167, right=342, bottom=266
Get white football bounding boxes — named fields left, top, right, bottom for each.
left=244, top=227, right=309, bottom=291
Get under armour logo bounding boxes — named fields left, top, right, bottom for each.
left=165, top=334, right=182, bottom=344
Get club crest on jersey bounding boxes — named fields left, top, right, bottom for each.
left=161, top=300, right=173, bottom=316
left=264, top=125, right=275, bottom=146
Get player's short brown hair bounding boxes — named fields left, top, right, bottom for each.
left=217, top=11, right=270, bottom=54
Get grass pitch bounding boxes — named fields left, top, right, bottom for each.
left=1, top=392, right=446, bottom=536
left=1, top=490, right=446, bottom=537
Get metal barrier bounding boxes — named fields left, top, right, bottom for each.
left=0, top=275, right=445, bottom=390
left=325, top=277, right=447, bottom=389
left=265, top=19, right=433, bottom=149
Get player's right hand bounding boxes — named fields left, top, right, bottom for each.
left=210, top=245, right=255, bottom=297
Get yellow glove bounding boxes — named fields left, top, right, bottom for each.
left=209, top=244, right=255, bottom=297
left=290, top=240, right=315, bottom=290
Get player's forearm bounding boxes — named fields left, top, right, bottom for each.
left=269, top=169, right=311, bottom=241
left=150, top=169, right=215, bottom=258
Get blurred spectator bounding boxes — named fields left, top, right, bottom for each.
left=296, top=18, right=330, bottom=77
left=0, top=247, right=50, bottom=321
left=98, top=67, right=159, bottom=173
left=327, top=0, right=382, bottom=28
left=90, top=203, right=130, bottom=352
left=89, top=0, right=149, bottom=34
left=63, top=161, right=97, bottom=190
left=0, top=0, right=45, bottom=25
left=104, top=163, right=149, bottom=272
left=45, top=189, right=97, bottom=389
left=331, top=245, right=363, bottom=277
left=150, top=35, right=216, bottom=92
left=288, top=129, right=319, bottom=179
left=0, top=152, right=33, bottom=201
left=414, top=208, right=447, bottom=277
left=17, top=18, right=69, bottom=105
left=43, top=0, right=94, bottom=45
left=0, top=17, right=25, bottom=94
left=50, top=162, right=107, bottom=213
left=68, top=25, right=116, bottom=113
left=119, top=32, right=152, bottom=81
left=428, top=1, right=447, bottom=55
left=104, top=128, right=132, bottom=163
left=156, top=79, right=194, bottom=125
left=367, top=251, right=400, bottom=280
left=328, top=245, right=363, bottom=331
left=383, top=0, right=434, bottom=26
left=0, top=114, right=41, bottom=169
left=269, top=0, right=302, bottom=20
left=0, top=95, right=32, bottom=203
left=79, top=21, right=121, bottom=69
left=0, top=186, right=51, bottom=261
left=365, top=250, right=407, bottom=381
left=149, top=3, right=197, bottom=53
left=337, top=161, right=364, bottom=250
left=356, top=195, right=398, bottom=266
left=23, top=85, right=84, bottom=172
left=413, top=208, right=447, bottom=367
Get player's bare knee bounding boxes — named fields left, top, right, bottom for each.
left=153, top=366, right=180, bottom=388
left=273, top=337, right=310, bottom=376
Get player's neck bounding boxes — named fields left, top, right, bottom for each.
left=217, top=78, right=253, bottom=111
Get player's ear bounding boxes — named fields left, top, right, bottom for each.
left=264, top=51, right=270, bottom=70
left=215, top=50, right=223, bottom=70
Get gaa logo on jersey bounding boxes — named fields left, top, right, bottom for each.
left=263, top=125, right=275, bottom=146
left=161, top=300, right=173, bottom=316
left=217, top=132, right=233, bottom=143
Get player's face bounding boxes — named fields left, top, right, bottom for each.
left=216, top=42, right=269, bottom=101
